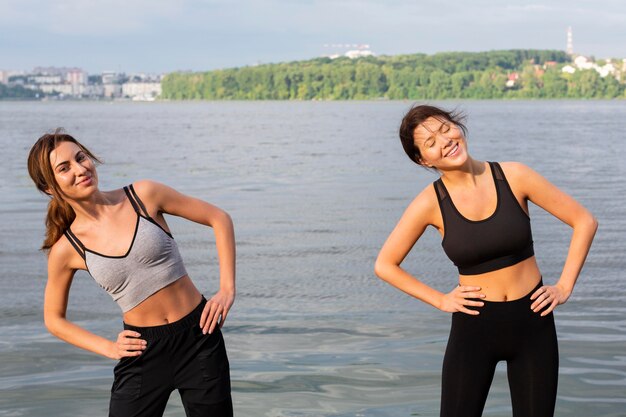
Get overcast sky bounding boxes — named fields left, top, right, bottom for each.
left=1, top=0, right=625, bottom=74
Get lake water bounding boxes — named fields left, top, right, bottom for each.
left=0, top=100, right=624, bottom=416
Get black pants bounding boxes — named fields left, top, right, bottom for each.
left=441, top=281, right=558, bottom=417
left=109, top=298, right=233, bottom=417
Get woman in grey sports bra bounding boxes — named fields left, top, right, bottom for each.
left=28, top=130, right=235, bottom=417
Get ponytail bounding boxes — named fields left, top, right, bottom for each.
left=43, top=196, right=77, bottom=251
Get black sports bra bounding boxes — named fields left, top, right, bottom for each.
left=434, top=162, right=534, bottom=275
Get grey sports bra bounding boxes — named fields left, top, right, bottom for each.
left=64, top=184, right=188, bottom=312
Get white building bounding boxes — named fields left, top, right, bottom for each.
left=102, top=71, right=124, bottom=84
left=37, top=84, right=76, bottom=95
left=29, top=75, right=63, bottom=84
left=563, top=55, right=619, bottom=78
left=574, top=55, right=594, bottom=70
left=326, top=44, right=375, bottom=60
left=122, top=82, right=162, bottom=100
left=561, top=65, right=576, bottom=74
left=345, top=49, right=374, bottom=59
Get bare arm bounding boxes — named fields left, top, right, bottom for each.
left=505, top=162, right=598, bottom=314
left=374, top=186, right=485, bottom=315
left=135, top=180, right=236, bottom=334
left=45, top=239, right=146, bottom=359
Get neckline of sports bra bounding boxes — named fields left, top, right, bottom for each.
left=79, top=213, right=142, bottom=259
left=438, top=161, right=500, bottom=224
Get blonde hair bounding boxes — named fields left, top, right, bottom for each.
left=27, top=129, right=102, bottom=251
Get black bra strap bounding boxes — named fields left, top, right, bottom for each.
left=124, top=184, right=152, bottom=219
left=123, top=186, right=141, bottom=214
left=64, top=229, right=86, bottom=260
left=123, top=184, right=174, bottom=238
left=129, top=184, right=150, bottom=218
left=491, top=161, right=505, bottom=181
left=433, top=179, right=448, bottom=200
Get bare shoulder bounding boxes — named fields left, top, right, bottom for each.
left=130, top=179, right=175, bottom=208
left=499, top=161, right=535, bottom=178
left=131, top=179, right=164, bottom=198
left=403, top=182, right=440, bottom=225
left=49, top=236, right=85, bottom=273
left=498, top=161, right=541, bottom=196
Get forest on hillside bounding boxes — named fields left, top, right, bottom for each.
left=161, top=50, right=624, bottom=100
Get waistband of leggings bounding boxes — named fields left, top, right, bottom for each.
left=123, top=296, right=206, bottom=340
left=463, top=278, right=546, bottom=321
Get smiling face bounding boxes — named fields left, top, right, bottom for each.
left=412, top=116, right=468, bottom=169
left=48, top=140, right=99, bottom=200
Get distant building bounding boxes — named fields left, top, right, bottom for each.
left=66, top=69, right=86, bottom=87
left=565, top=55, right=619, bottom=78
left=33, top=67, right=87, bottom=84
left=37, top=84, right=76, bottom=96
left=325, top=43, right=374, bottom=60
left=102, top=71, right=126, bottom=85
left=597, top=60, right=616, bottom=78
left=122, top=82, right=162, bottom=101
left=562, top=65, right=576, bottom=74
left=574, top=55, right=594, bottom=70
left=345, top=49, right=374, bottom=59
left=82, top=84, right=105, bottom=98
left=0, top=70, right=26, bottom=84
left=2, top=66, right=164, bottom=100
left=23, top=67, right=88, bottom=96
left=29, top=75, right=63, bottom=84
left=506, top=72, right=520, bottom=88
left=103, top=83, right=123, bottom=98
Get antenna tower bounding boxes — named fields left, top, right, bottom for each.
left=566, top=26, right=574, bottom=55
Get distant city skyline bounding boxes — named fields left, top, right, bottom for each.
left=1, top=0, right=625, bottom=74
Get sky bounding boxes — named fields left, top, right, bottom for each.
left=1, top=0, right=625, bottom=74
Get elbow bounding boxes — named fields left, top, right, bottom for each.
left=584, top=211, right=598, bottom=235
left=590, top=214, right=598, bottom=233
left=44, top=313, right=63, bottom=338
left=374, top=258, right=391, bottom=281
left=216, top=210, right=234, bottom=230
left=573, top=210, right=598, bottom=236
left=374, top=259, right=383, bottom=279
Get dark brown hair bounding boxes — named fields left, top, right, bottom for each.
left=27, top=129, right=102, bottom=251
left=398, top=104, right=468, bottom=165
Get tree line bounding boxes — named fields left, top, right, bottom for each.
left=0, top=84, right=42, bottom=99
left=161, top=50, right=625, bottom=100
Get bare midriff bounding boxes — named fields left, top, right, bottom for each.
left=122, top=275, right=203, bottom=326
left=459, top=257, right=542, bottom=302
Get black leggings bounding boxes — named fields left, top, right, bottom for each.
left=109, top=298, right=233, bottom=417
left=441, top=281, right=558, bottom=417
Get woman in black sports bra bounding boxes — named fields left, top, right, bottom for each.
left=375, top=105, right=597, bottom=417
left=28, top=130, right=235, bottom=417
